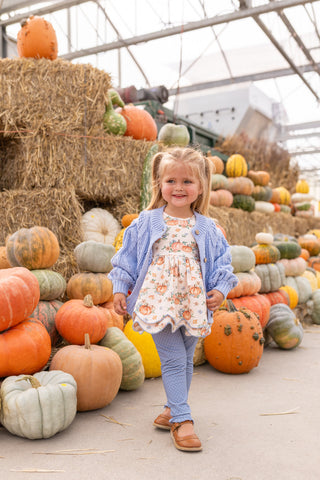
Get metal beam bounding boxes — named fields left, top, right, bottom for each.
left=278, top=131, right=320, bottom=140
left=290, top=148, right=320, bottom=156
left=0, top=0, right=46, bottom=15
left=0, top=0, right=93, bottom=26
left=281, top=120, right=320, bottom=131
left=168, top=62, right=320, bottom=96
left=278, top=9, right=320, bottom=76
left=53, top=0, right=319, bottom=60
left=253, top=15, right=319, bottom=100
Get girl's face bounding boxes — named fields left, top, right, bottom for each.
left=160, top=162, right=202, bottom=218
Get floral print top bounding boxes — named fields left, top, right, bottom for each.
left=132, top=212, right=210, bottom=337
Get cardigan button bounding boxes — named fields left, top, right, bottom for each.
left=204, top=257, right=207, bottom=263
left=195, top=229, right=199, bottom=234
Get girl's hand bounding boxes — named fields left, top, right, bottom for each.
left=206, top=289, right=224, bottom=312
left=113, top=293, right=127, bottom=315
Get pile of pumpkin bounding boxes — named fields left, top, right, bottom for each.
left=2, top=210, right=320, bottom=440
left=209, top=152, right=314, bottom=217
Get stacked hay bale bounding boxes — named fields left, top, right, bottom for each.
left=0, top=58, right=155, bottom=280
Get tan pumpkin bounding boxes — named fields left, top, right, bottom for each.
left=247, top=170, right=270, bottom=186
left=227, top=176, right=254, bottom=195
left=67, top=272, right=113, bottom=305
left=6, top=226, right=60, bottom=270
left=0, top=246, right=11, bottom=269
left=227, top=271, right=261, bottom=298
left=50, top=333, right=122, bottom=411
left=209, top=189, right=233, bottom=207
left=207, top=152, right=224, bottom=174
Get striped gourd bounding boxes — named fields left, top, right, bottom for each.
left=225, top=154, right=248, bottom=177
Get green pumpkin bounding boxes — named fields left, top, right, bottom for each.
left=0, top=371, right=77, bottom=439
left=309, top=290, right=320, bottom=324
left=99, top=327, right=145, bottom=391
left=29, top=299, right=63, bottom=346
left=254, top=263, right=285, bottom=293
left=31, top=269, right=66, bottom=300
left=232, top=194, right=255, bottom=212
left=74, top=240, right=115, bottom=273
left=273, top=241, right=301, bottom=259
left=158, top=123, right=190, bottom=146
left=140, top=143, right=159, bottom=210
left=251, top=185, right=272, bottom=202
left=103, top=89, right=127, bottom=135
left=284, top=275, right=312, bottom=304
left=266, top=304, right=304, bottom=349
left=211, top=173, right=229, bottom=191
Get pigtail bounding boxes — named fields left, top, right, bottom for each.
left=145, top=151, right=167, bottom=210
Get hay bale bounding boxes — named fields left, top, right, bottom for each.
left=0, top=188, right=84, bottom=281
left=0, top=58, right=112, bottom=134
left=215, top=133, right=299, bottom=192
left=0, top=131, right=156, bottom=206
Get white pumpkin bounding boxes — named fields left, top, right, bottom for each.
left=284, top=275, right=313, bottom=304
left=277, top=257, right=307, bottom=277
left=255, top=232, right=274, bottom=245
left=230, top=245, right=256, bottom=273
left=0, top=370, right=77, bottom=439
left=254, top=201, right=275, bottom=214
left=81, top=208, right=121, bottom=245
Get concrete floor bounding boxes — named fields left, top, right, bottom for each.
left=1, top=325, right=320, bottom=480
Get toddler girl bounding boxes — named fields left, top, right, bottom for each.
left=109, top=147, right=238, bottom=452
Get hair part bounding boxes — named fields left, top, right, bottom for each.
left=146, top=146, right=213, bottom=215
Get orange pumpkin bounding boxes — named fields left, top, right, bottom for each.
left=231, top=294, right=271, bottom=328
left=251, top=244, right=280, bottom=265
left=204, top=301, right=264, bottom=374
left=6, top=226, right=60, bottom=270
left=50, top=333, right=122, bottom=411
left=261, top=290, right=289, bottom=307
left=300, top=248, right=310, bottom=261
left=66, top=272, right=113, bottom=305
left=298, top=236, right=320, bottom=256
left=17, top=15, right=58, bottom=60
left=121, top=214, right=139, bottom=228
left=116, top=105, right=158, bottom=141
left=0, top=267, right=40, bottom=332
left=55, top=295, right=108, bottom=345
left=100, top=300, right=124, bottom=330
left=0, top=318, right=51, bottom=377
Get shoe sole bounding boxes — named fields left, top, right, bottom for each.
left=170, top=430, right=202, bottom=452
left=153, top=421, right=171, bottom=431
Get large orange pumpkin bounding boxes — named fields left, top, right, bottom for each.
left=50, top=333, right=122, bottom=411
left=0, top=267, right=40, bottom=332
left=231, top=294, right=270, bottom=328
left=55, top=295, right=108, bottom=345
left=17, top=15, right=58, bottom=60
left=0, top=318, right=51, bottom=377
left=204, top=301, right=264, bottom=374
left=116, top=105, right=158, bottom=141
left=6, top=226, right=60, bottom=270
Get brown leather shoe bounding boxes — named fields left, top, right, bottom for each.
left=153, top=409, right=172, bottom=430
left=170, top=420, right=202, bottom=452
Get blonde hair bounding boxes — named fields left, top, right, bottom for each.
left=146, top=147, right=213, bottom=216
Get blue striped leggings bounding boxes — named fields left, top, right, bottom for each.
left=152, top=325, right=199, bottom=423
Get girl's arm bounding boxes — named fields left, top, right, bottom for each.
left=108, top=220, right=139, bottom=296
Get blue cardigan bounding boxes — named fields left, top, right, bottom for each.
left=108, top=206, right=238, bottom=324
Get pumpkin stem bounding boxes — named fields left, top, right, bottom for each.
left=226, top=299, right=238, bottom=312
left=16, top=375, right=41, bottom=389
left=83, top=294, right=94, bottom=308
left=84, top=333, right=91, bottom=349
